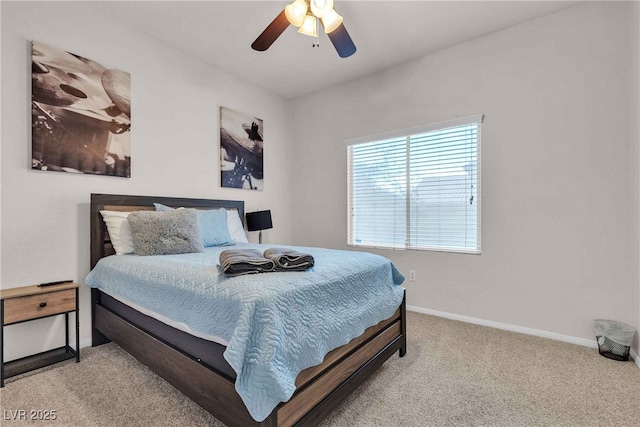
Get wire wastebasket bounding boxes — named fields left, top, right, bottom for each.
left=593, top=319, right=636, bottom=361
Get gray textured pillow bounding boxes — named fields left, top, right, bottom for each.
left=128, top=209, right=204, bottom=256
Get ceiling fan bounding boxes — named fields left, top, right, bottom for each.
left=251, top=0, right=356, bottom=58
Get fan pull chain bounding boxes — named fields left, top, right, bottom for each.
left=313, top=17, right=319, bottom=47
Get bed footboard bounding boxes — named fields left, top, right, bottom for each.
left=91, top=290, right=406, bottom=427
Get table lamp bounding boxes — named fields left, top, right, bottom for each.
left=246, top=210, right=273, bottom=244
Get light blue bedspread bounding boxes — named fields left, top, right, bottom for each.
left=85, top=243, right=405, bottom=421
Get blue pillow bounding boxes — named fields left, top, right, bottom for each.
left=154, top=203, right=231, bottom=247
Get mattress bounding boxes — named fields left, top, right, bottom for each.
left=102, top=290, right=228, bottom=345
left=86, top=243, right=405, bottom=421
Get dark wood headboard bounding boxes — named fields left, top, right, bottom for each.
left=90, top=194, right=245, bottom=269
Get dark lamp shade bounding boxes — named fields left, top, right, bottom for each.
left=246, top=210, right=273, bottom=232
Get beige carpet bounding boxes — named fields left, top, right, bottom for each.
left=1, top=312, right=638, bottom=426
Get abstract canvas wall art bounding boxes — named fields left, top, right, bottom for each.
left=31, top=41, right=131, bottom=177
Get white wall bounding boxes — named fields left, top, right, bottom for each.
left=291, top=2, right=638, bottom=345
left=1, top=1, right=294, bottom=361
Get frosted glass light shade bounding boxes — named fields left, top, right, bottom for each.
left=310, top=0, right=334, bottom=18
left=298, top=15, right=318, bottom=37
left=321, top=9, right=343, bottom=33
left=285, top=0, right=308, bottom=27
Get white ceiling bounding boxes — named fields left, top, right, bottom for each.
left=94, top=1, right=580, bottom=99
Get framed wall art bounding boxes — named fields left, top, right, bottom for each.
left=31, top=40, right=131, bottom=177
left=220, top=106, right=263, bottom=190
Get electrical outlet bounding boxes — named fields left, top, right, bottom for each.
left=409, top=270, right=416, bottom=282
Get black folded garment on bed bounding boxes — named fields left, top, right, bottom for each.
left=263, top=248, right=315, bottom=271
left=220, top=249, right=275, bottom=276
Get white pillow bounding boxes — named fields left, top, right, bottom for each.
left=227, top=209, right=249, bottom=243
left=100, top=210, right=135, bottom=255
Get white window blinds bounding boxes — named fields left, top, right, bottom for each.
left=346, top=115, right=483, bottom=253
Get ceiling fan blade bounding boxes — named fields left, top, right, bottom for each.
left=327, top=23, right=356, bottom=58
left=251, top=10, right=290, bottom=51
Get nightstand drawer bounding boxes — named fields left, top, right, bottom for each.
left=3, top=289, right=76, bottom=325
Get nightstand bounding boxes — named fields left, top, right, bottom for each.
left=0, top=282, right=80, bottom=387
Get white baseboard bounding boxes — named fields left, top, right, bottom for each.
left=80, top=338, right=93, bottom=349
left=407, top=305, right=600, bottom=347
left=407, top=305, right=598, bottom=348
left=407, top=305, right=640, bottom=370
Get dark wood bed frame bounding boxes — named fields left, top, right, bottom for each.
left=90, top=193, right=406, bottom=427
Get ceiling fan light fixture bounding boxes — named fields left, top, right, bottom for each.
left=285, top=0, right=308, bottom=27
left=310, top=0, right=334, bottom=18
left=298, top=14, right=318, bottom=37
left=251, top=0, right=355, bottom=57
left=321, top=9, right=343, bottom=34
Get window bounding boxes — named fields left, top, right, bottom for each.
left=346, top=115, right=482, bottom=254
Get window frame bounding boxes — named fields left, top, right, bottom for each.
left=346, top=114, right=483, bottom=254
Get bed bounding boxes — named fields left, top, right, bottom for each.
left=88, top=193, right=406, bottom=427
